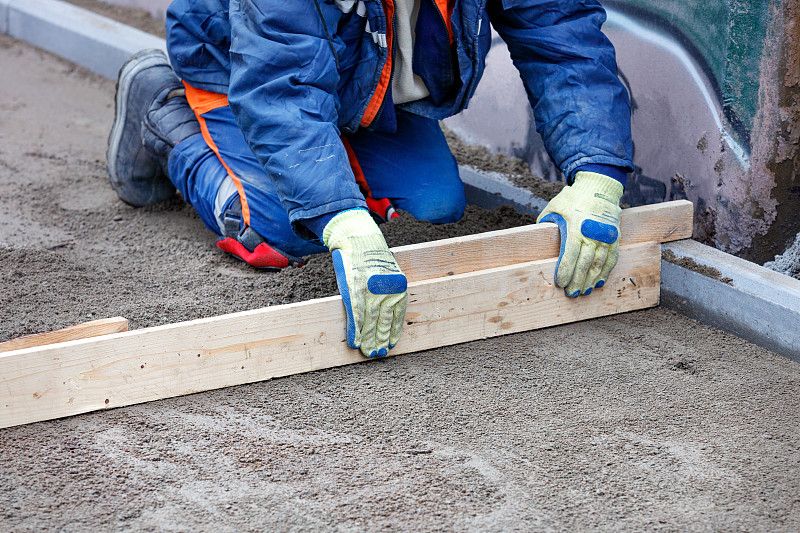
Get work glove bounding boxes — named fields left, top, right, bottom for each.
left=323, top=208, right=408, bottom=358
left=537, top=171, right=624, bottom=297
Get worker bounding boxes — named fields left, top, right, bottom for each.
left=107, top=0, right=633, bottom=359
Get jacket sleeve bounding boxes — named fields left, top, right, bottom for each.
left=227, top=0, right=366, bottom=235
left=487, top=0, right=634, bottom=180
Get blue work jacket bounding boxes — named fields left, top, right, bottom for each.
left=166, top=0, right=633, bottom=229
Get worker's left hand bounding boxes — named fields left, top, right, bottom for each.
left=323, top=208, right=408, bottom=358
left=537, top=171, right=624, bottom=297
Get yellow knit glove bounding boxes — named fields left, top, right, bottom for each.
left=537, top=172, right=624, bottom=297
left=323, top=209, right=408, bottom=357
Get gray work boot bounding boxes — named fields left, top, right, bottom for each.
left=107, top=49, right=200, bottom=207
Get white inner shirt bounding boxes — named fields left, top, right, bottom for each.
left=391, top=0, right=431, bottom=104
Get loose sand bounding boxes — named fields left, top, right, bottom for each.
left=62, top=0, right=167, bottom=38
left=1, top=36, right=799, bottom=532
left=443, top=127, right=565, bottom=201
left=766, top=233, right=800, bottom=280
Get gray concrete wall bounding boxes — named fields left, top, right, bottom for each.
left=661, top=240, right=800, bottom=361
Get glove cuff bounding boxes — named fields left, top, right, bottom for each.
left=323, top=208, right=384, bottom=250
left=572, top=171, right=624, bottom=204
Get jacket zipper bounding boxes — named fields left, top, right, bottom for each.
left=430, top=0, right=455, bottom=88
left=461, top=1, right=486, bottom=106
left=372, top=9, right=397, bottom=125
left=360, top=0, right=395, bottom=127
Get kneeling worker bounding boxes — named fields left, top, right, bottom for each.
left=107, top=0, right=633, bottom=358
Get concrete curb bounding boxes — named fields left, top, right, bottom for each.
left=3, top=0, right=798, bottom=360
left=458, top=166, right=548, bottom=214
left=0, top=1, right=8, bottom=34
left=661, top=240, right=800, bottom=361
left=0, top=0, right=166, bottom=79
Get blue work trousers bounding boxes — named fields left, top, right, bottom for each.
left=167, top=94, right=466, bottom=258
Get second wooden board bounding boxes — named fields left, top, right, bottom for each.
left=394, top=199, right=692, bottom=281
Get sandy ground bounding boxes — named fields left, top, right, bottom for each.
left=766, top=233, right=800, bottom=280
left=62, top=0, right=168, bottom=38
left=443, top=127, right=565, bottom=201
left=1, top=36, right=799, bottom=532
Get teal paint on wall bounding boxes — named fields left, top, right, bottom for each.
left=605, top=0, right=772, bottom=146
left=724, top=0, right=772, bottom=135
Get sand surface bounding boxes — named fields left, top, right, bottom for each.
left=62, top=0, right=167, bottom=38
left=443, top=127, right=565, bottom=201
left=766, top=233, right=800, bottom=280
left=1, top=36, right=799, bottom=532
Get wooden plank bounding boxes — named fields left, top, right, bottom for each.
left=394, top=199, right=692, bottom=281
left=0, top=242, right=660, bottom=429
left=0, top=317, right=129, bottom=353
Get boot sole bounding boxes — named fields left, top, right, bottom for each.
left=106, top=49, right=171, bottom=191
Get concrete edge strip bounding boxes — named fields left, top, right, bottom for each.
left=0, top=0, right=8, bottom=34
left=458, top=165, right=549, bottom=214
left=661, top=240, right=800, bottom=361
left=2, top=0, right=796, bottom=361
left=0, top=0, right=166, bottom=79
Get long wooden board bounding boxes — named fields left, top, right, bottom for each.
left=394, top=200, right=693, bottom=281
left=0, top=242, right=661, bottom=429
left=0, top=200, right=687, bottom=352
left=0, top=317, right=129, bottom=353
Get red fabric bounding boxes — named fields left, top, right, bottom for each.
left=342, top=136, right=399, bottom=222
left=341, top=136, right=371, bottom=196
left=366, top=197, right=400, bottom=221
left=216, top=238, right=297, bottom=269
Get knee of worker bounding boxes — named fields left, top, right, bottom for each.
left=396, top=168, right=466, bottom=224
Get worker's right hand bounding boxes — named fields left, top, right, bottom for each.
left=323, top=208, right=408, bottom=358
